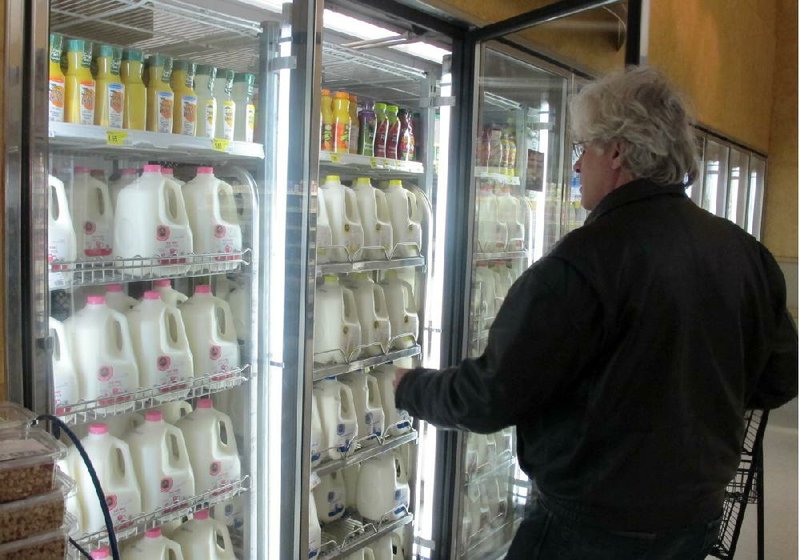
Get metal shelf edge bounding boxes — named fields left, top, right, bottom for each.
left=317, top=257, right=425, bottom=275
left=313, top=431, right=418, bottom=478
left=319, top=514, right=414, bottom=560
left=313, top=345, right=422, bottom=381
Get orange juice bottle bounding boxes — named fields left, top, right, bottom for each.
left=348, top=94, right=359, bottom=154
left=332, top=91, right=351, bottom=153
left=145, top=54, right=174, bottom=133
left=171, top=60, right=198, bottom=135
left=320, top=89, right=334, bottom=151
left=65, top=40, right=96, bottom=125
left=48, top=33, right=65, bottom=122
left=121, top=48, right=146, bottom=130
left=93, top=45, right=125, bottom=128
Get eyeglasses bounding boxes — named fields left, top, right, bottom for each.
left=572, top=141, right=589, bottom=160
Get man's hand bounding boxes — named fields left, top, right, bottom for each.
left=393, top=367, right=411, bottom=391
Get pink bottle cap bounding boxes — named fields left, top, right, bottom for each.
left=195, top=285, right=212, bottom=295
left=121, top=168, right=136, bottom=176
left=194, top=509, right=210, bottom=520
left=145, top=528, right=162, bottom=538
left=196, top=166, right=214, bottom=175
left=87, top=295, right=106, bottom=305
left=74, top=166, right=90, bottom=174
left=90, top=547, right=110, bottom=559
left=89, top=423, right=109, bottom=435
left=143, top=164, right=161, bottom=173
left=145, top=410, right=163, bottom=422
left=154, top=279, right=172, bottom=287
left=162, top=167, right=174, bottom=175
left=106, top=284, right=123, bottom=293
left=143, top=291, right=160, bottom=300
left=196, top=398, right=214, bottom=409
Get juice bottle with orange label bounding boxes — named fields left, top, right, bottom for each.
left=145, top=54, right=175, bottom=134
left=171, top=60, right=198, bottom=136
left=65, top=40, right=96, bottom=125
left=93, top=45, right=125, bottom=128
left=320, top=89, right=334, bottom=151
left=332, top=91, right=351, bottom=153
left=48, top=33, right=65, bottom=122
left=121, top=48, right=146, bottom=130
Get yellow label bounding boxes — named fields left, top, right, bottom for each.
left=106, top=130, right=128, bottom=145
left=212, top=138, right=230, bottom=152
left=370, top=157, right=378, bottom=169
left=329, top=152, right=341, bottom=163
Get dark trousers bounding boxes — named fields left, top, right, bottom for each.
left=505, top=498, right=722, bottom=560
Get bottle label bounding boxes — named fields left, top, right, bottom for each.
left=201, top=98, right=216, bottom=138
left=180, top=95, right=197, bottom=136
left=107, top=83, right=124, bottom=128
left=79, top=81, right=96, bottom=125
left=374, top=122, right=388, bottom=158
left=222, top=100, right=235, bottom=141
left=321, top=123, right=334, bottom=151
left=359, top=119, right=375, bottom=157
left=210, top=221, right=243, bottom=259
left=386, top=123, right=400, bottom=159
left=155, top=223, right=190, bottom=262
left=245, top=103, right=255, bottom=143
left=334, top=120, right=349, bottom=153
left=48, top=78, right=65, bottom=122
left=157, top=91, right=174, bottom=133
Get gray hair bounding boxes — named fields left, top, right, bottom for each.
left=569, top=66, right=699, bottom=186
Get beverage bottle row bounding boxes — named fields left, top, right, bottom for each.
left=320, top=90, right=416, bottom=161
left=476, top=125, right=518, bottom=174
left=48, top=33, right=256, bottom=142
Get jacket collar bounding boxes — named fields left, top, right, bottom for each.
left=585, top=179, right=688, bottom=225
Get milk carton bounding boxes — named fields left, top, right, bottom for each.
left=78, top=423, right=142, bottom=531
left=109, top=168, right=137, bottom=210
left=71, top=166, right=114, bottom=258
left=123, top=527, right=184, bottom=560
left=181, top=167, right=243, bottom=272
left=176, top=398, right=241, bottom=493
left=114, top=164, right=193, bottom=276
left=48, top=175, right=77, bottom=289
left=495, top=185, right=525, bottom=251
left=50, top=317, right=79, bottom=415
left=104, top=284, right=138, bottom=313
left=319, top=175, right=364, bottom=262
left=313, top=275, right=361, bottom=364
left=371, top=366, right=411, bottom=435
left=66, top=295, right=139, bottom=408
left=313, top=379, right=357, bottom=460
left=340, top=371, right=384, bottom=445
left=356, top=452, right=409, bottom=522
left=153, top=278, right=188, bottom=308
left=353, top=177, right=393, bottom=260
left=312, top=471, right=346, bottom=523
left=382, top=180, right=422, bottom=258
left=180, top=285, right=239, bottom=383
left=380, top=271, right=419, bottom=349
left=343, top=273, right=391, bottom=357
left=173, top=509, right=236, bottom=560
left=127, top=291, right=194, bottom=397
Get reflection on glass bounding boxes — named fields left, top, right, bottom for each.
left=726, top=148, right=749, bottom=227
left=702, top=140, right=728, bottom=216
left=747, top=156, right=766, bottom=237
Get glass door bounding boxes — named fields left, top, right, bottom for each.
left=701, top=139, right=729, bottom=216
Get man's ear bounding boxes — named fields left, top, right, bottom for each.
left=609, top=140, right=625, bottom=170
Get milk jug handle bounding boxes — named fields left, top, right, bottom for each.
left=215, top=302, right=236, bottom=338
left=96, top=182, right=112, bottom=217
left=49, top=176, right=69, bottom=222
left=344, top=188, right=359, bottom=221
left=342, top=288, right=359, bottom=324
left=366, top=374, right=383, bottom=407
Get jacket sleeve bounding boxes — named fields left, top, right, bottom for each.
left=395, top=256, right=604, bottom=433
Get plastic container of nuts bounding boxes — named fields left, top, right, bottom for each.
left=0, top=426, right=66, bottom=503
left=0, top=401, right=36, bottom=431
left=0, top=468, right=74, bottom=544
left=0, top=512, right=76, bottom=560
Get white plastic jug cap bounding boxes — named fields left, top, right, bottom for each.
left=89, top=423, right=109, bottom=435
left=197, top=166, right=214, bottom=174
left=195, top=285, right=212, bottom=295
left=106, top=284, right=123, bottom=293
left=194, top=509, right=210, bottom=520
left=388, top=179, right=403, bottom=188
left=143, top=164, right=161, bottom=173
left=143, top=291, right=160, bottom=300
left=87, top=295, right=106, bottom=305
left=145, top=528, right=162, bottom=538
left=121, top=168, right=136, bottom=175
left=74, top=166, right=90, bottom=174
left=145, top=410, right=163, bottom=422
left=154, top=279, right=172, bottom=287
left=161, top=167, right=174, bottom=175
left=90, top=547, right=110, bottom=559
left=196, top=398, right=214, bottom=409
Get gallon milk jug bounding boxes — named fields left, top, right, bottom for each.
left=114, top=164, right=193, bottom=276
left=105, top=284, right=138, bottom=313
left=105, top=411, right=144, bottom=439
left=353, top=177, right=393, bottom=260
left=382, top=180, right=422, bottom=258
left=225, top=284, right=249, bottom=341
left=380, top=271, right=419, bottom=349
left=67, top=295, right=139, bottom=407
left=161, top=166, right=185, bottom=186
left=313, top=379, right=358, bottom=460
left=316, top=187, right=334, bottom=265
left=48, top=175, right=77, bottom=289
left=313, top=275, right=361, bottom=364
left=155, top=400, right=193, bottom=424
left=391, top=530, right=407, bottom=560
left=343, top=273, right=391, bottom=356
left=345, top=549, right=376, bottom=560
left=78, top=423, right=142, bottom=531
left=212, top=495, right=245, bottom=533
left=308, top=489, right=322, bottom=558
left=319, top=175, right=364, bottom=262
left=310, top=392, right=324, bottom=467
left=356, top=452, right=409, bottom=522
left=342, top=463, right=360, bottom=510
left=177, top=398, right=241, bottom=493
left=371, top=366, right=411, bottom=435
left=58, top=452, right=84, bottom=533
left=340, top=371, right=384, bottom=445
left=153, top=278, right=188, bottom=308
left=50, top=317, right=79, bottom=415
left=123, top=527, right=184, bottom=560
left=125, top=410, right=195, bottom=512
left=173, top=509, right=236, bottom=560
left=312, top=471, right=346, bottom=523
left=71, top=166, right=114, bottom=258
left=476, top=185, right=506, bottom=253
left=182, top=167, right=243, bottom=272
left=180, top=285, right=240, bottom=383
left=127, top=291, right=194, bottom=398
left=109, top=167, right=138, bottom=210
left=495, top=185, right=525, bottom=251
left=370, top=535, right=393, bottom=560
left=475, top=263, right=500, bottom=326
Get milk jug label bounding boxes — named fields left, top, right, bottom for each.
left=107, top=83, right=124, bottom=128
left=107, top=493, right=136, bottom=525
left=155, top=354, right=191, bottom=388
left=82, top=223, right=112, bottom=257
left=95, top=364, right=130, bottom=402
left=211, top=222, right=242, bottom=258
left=245, top=103, right=255, bottom=143
left=208, top=459, right=237, bottom=487
left=49, top=78, right=65, bottom=122
left=326, top=489, right=344, bottom=518
left=334, top=423, right=354, bottom=452
left=79, top=81, right=96, bottom=125
left=222, top=101, right=235, bottom=141
left=180, top=95, right=198, bottom=136
left=155, top=223, right=190, bottom=261
left=48, top=233, right=71, bottom=267
left=394, top=487, right=409, bottom=514
left=310, top=439, right=321, bottom=464
left=157, top=91, right=174, bottom=133
left=160, top=476, right=191, bottom=508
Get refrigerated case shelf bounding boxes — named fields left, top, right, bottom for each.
left=318, top=513, right=414, bottom=560
left=474, top=167, right=521, bottom=185
left=49, top=123, right=265, bottom=161
left=473, top=251, right=528, bottom=262
left=314, top=430, right=417, bottom=478
left=317, top=256, right=425, bottom=276
left=76, top=475, right=250, bottom=549
left=320, top=151, right=424, bottom=176
left=313, top=345, right=421, bottom=381
left=57, top=364, right=252, bottom=424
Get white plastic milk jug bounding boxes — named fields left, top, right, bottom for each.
left=370, top=535, right=394, bottom=560
left=123, top=527, right=184, bottom=560
left=155, top=400, right=193, bottom=424
left=353, top=177, right=393, bottom=260
left=71, top=166, right=114, bottom=258
left=476, top=185, right=506, bottom=253
left=78, top=423, right=142, bottom=531
left=380, top=271, right=419, bottom=349
left=109, top=168, right=138, bottom=210
left=340, top=371, right=384, bottom=445
left=313, top=379, right=358, bottom=460
left=308, top=489, right=322, bottom=558
left=177, top=398, right=241, bottom=493
left=312, top=471, right=346, bottom=523
left=319, top=175, right=364, bottom=262
left=125, top=410, right=196, bottom=512
left=345, top=549, right=376, bottom=560
left=382, top=180, right=422, bottom=258
left=310, top=392, right=324, bottom=467
left=66, top=295, right=139, bottom=407
left=161, top=167, right=185, bottom=186
left=173, top=509, right=236, bottom=560
left=313, top=275, right=362, bottom=364
left=182, top=167, right=243, bottom=272
left=127, top=291, right=194, bottom=397
left=490, top=262, right=513, bottom=302
left=371, top=366, right=411, bottom=435
left=495, top=185, right=525, bottom=251
left=58, top=452, right=84, bottom=533
left=153, top=278, right=188, bottom=308
left=50, top=317, right=79, bottom=415
left=48, top=175, right=77, bottom=289
left=356, top=452, right=410, bottom=522
left=104, top=412, right=145, bottom=439
left=475, top=263, right=500, bottom=326
left=344, top=273, right=391, bottom=356
left=316, top=187, right=334, bottom=265
left=105, top=284, right=138, bottom=313
left=225, top=284, right=249, bottom=340
left=180, top=285, right=240, bottom=382
left=342, top=463, right=360, bottom=510
left=114, top=164, right=193, bottom=276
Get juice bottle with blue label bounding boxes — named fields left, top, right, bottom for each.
left=171, top=60, right=198, bottom=136
left=48, top=33, right=65, bottom=122
left=93, top=45, right=125, bottom=128
left=121, top=48, right=146, bottom=130
left=145, top=54, right=174, bottom=133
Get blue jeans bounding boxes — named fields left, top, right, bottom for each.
left=505, top=498, right=722, bottom=560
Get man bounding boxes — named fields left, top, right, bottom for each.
left=394, top=66, right=797, bottom=559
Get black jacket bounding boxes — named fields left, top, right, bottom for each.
left=396, top=179, right=797, bottom=531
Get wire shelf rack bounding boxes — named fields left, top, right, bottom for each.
left=313, top=344, right=421, bottom=381
left=316, top=255, right=425, bottom=276
left=313, top=428, right=417, bottom=479
left=319, top=151, right=424, bottom=176
left=318, top=512, right=414, bottom=560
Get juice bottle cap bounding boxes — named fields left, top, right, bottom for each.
left=161, top=167, right=174, bottom=175
left=143, top=291, right=160, bottom=300
left=196, top=166, right=214, bottom=174
left=96, top=44, right=114, bottom=58
left=194, top=509, right=210, bottom=520
left=90, top=546, right=110, bottom=559
left=196, top=398, right=214, bottom=409
left=154, top=279, right=172, bottom=287
left=145, top=528, right=162, bottom=538
left=122, top=48, right=144, bottom=62
left=89, top=423, right=109, bottom=435
left=349, top=93, right=358, bottom=102
left=334, top=91, right=350, bottom=99
left=74, top=166, right=90, bottom=173
left=321, top=89, right=331, bottom=96
left=143, top=164, right=161, bottom=173
left=145, top=410, right=163, bottom=422
left=386, top=105, right=399, bottom=114
left=172, top=59, right=188, bottom=72
left=66, top=39, right=84, bottom=52
left=87, top=295, right=106, bottom=305
left=121, top=168, right=137, bottom=175
left=195, top=285, right=212, bottom=295
left=106, top=284, right=123, bottom=293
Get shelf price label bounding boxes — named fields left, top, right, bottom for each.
left=329, top=152, right=341, bottom=163
left=212, top=138, right=231, bottom=152
left=369, top=157, right=378, bottom=169
left=106, top=130, right=128, bottom=146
